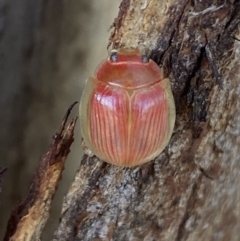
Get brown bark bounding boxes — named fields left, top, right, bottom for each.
left=4, top=0, right=240, bottom=240
left=4, top=103, right=77, bottom=241
left=53, top=1, right=240, bottom=240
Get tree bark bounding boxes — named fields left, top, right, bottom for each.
left=4, top=104, right=77, bottom=241
left=5, top=0, right=240, bottom=240
left=54, top=1, right=240, bottom=240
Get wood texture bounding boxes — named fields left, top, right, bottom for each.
left=53, top=0, right=240, bottom=240
left=4, top=103, right=77, bottom=241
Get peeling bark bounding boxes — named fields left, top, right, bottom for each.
left=4, top=103, right=77, bottom=241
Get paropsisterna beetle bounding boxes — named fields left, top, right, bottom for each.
left=79, top=48, right=175, bottom=167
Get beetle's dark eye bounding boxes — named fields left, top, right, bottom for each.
left=110, top=52, right=118, bottom=62
left=142, top=55, right=149, bottom=63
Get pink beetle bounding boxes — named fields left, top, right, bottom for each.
left=80, top=49, right=175, bottom=167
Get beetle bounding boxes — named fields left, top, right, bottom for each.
left=79, top=48, right=175, bottom=167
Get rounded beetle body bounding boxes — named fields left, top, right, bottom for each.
left=80, top=49, right=175, bottom=167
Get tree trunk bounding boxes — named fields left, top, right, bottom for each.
left=4, top=0, right=240, bottom=240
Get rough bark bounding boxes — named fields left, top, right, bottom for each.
left=4, top=103, right=77, bottom=241
left=4, top=0, right=240, bottom=240
left=53, top=1, right=240, bottom=241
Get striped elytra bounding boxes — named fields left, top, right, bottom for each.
left=80, top=49, right=175, bottom=167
